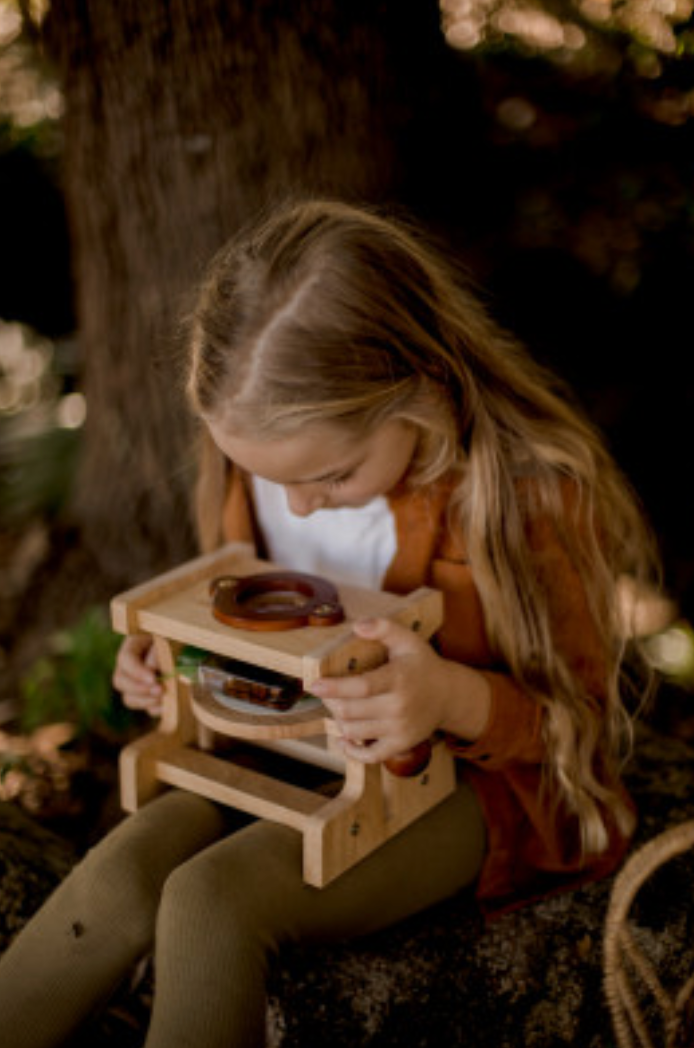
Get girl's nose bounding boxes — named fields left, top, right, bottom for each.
left=285, top=485, right=326, bottom=518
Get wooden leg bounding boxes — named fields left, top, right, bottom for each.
left=119, top=640, right=198, bottom=812
left=120, top=730, right=185, bottom=812
left=301, top=740, right=456, bottom=887
left=302, top=758, right=387, bottom=887
left=381, top=738, right=457, bottom=834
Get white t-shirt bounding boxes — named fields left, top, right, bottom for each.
left=250, top=475, right=397, bottom=589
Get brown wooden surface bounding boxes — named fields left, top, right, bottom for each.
left=111, top=544, right=443, bottom=689
left=114, top=549, right=455, bottom=886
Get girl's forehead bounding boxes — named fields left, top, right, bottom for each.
left=207, top=421, right=366, bottom=484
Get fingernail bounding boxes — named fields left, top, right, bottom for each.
left=310, top=680, right=328, bottom=696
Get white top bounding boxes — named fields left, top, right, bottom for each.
left=250, top=475, right=397, bottom=589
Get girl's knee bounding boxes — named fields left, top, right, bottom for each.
left=43, top=829, right=166, bottom=959
left=74, top=792, right=223, bottom=925
left=159, top=848, right=245, bottom=932
left=158, top=822, right=302, bottom=938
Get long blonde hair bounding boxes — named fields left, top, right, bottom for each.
left=186, top=198, right=660, bottom=854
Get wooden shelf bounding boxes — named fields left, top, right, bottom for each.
left=112, top=541, right=456, bottom=887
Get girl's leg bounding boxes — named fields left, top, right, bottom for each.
left=0, top=790, right=229, bottom=1048
left=146, top=779, right=485, bottom=1048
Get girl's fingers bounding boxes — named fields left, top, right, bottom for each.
left=334, top=717, right=394, bottom=744
left=119, top=638, right=159, bottom=682
left=339, top=736, right=394, bottom=764
left=113, top=634, right=163, bottom=716
left=144, top=643, right=160, bottom=670
left=113, top=663, right=162, bottom=697
left=311, top=662, right=392, bottom=702
left=320, top=695, right=389, bottom=725
left=122, top=691, right=162, bottom=713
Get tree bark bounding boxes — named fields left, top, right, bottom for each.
left=45, top=0, right=448, bottom=587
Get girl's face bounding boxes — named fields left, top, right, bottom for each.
left=208, top=419, right=419, bottom=517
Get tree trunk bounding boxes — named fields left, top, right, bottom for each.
left=45, top=0, right=449, bottom=588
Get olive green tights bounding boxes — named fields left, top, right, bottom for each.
left=0, top=783, right=485, bottom=1048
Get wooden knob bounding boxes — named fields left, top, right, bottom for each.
left=384, top=739, right=432, bottom=778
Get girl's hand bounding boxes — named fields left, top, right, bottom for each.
left=112, top=633, right=163, bottom=717
left=310, top=618, right=491, bottom=765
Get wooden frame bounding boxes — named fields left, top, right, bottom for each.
left=111, top=542, right=457, bottom=887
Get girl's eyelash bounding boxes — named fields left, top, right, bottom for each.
left=327, top=473, right=352, bottom=489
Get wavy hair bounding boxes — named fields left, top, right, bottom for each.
left=186, top=198, right=660, bottom=854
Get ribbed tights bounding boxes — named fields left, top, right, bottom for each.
left=0, top=782, right=485, bottom=1048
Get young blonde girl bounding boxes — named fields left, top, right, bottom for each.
left=0, top=199, right=658, bottom=1047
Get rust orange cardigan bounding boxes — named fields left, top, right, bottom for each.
left=221, top=469, right=632, bottom=911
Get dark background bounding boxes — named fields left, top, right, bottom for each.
left=1, top=0, right=692, bottom=679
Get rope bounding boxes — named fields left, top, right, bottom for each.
left=604, top=820, right=694, bottom=1048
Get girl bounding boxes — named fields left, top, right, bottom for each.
left=0, top=199, right=659, bottom=1047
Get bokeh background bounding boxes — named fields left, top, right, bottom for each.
left=1, top=0, right=693, bottom=751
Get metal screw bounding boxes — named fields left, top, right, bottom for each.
left=349, top=821, right=360, bottom=836
left=420, top=773, right=430, bottom=786
left=412, top=619, right=422, bottom=633
left=348, top=658, right=358, bottom=672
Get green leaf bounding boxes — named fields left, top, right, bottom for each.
left=19, top=606, right=132, bottom=735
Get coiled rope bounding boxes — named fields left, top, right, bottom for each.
left=604, top=821, right=694, bottom=1048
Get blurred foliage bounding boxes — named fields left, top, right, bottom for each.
left=0, top=2, right=72, bottom=336
left=0, top=5, right=79, bottom=532
left=0, top=112, right=60, bottom=160
left=0, top=422, right=80, bottom=524
left=0, top=321, right=83, bottom=526
left=19, top=606, right=132, bottom=735
left=0, top=0, right=690, bottom=605
left=3, top=0, right=693, bottom=135
left=642, top=620, right=694, bottom=691
left=440, top=0, right=694, bottom=126
left=0, top=0, right=60, bottom=137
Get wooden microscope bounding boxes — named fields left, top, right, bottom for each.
left=111, top=542, right=457, bottom=887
